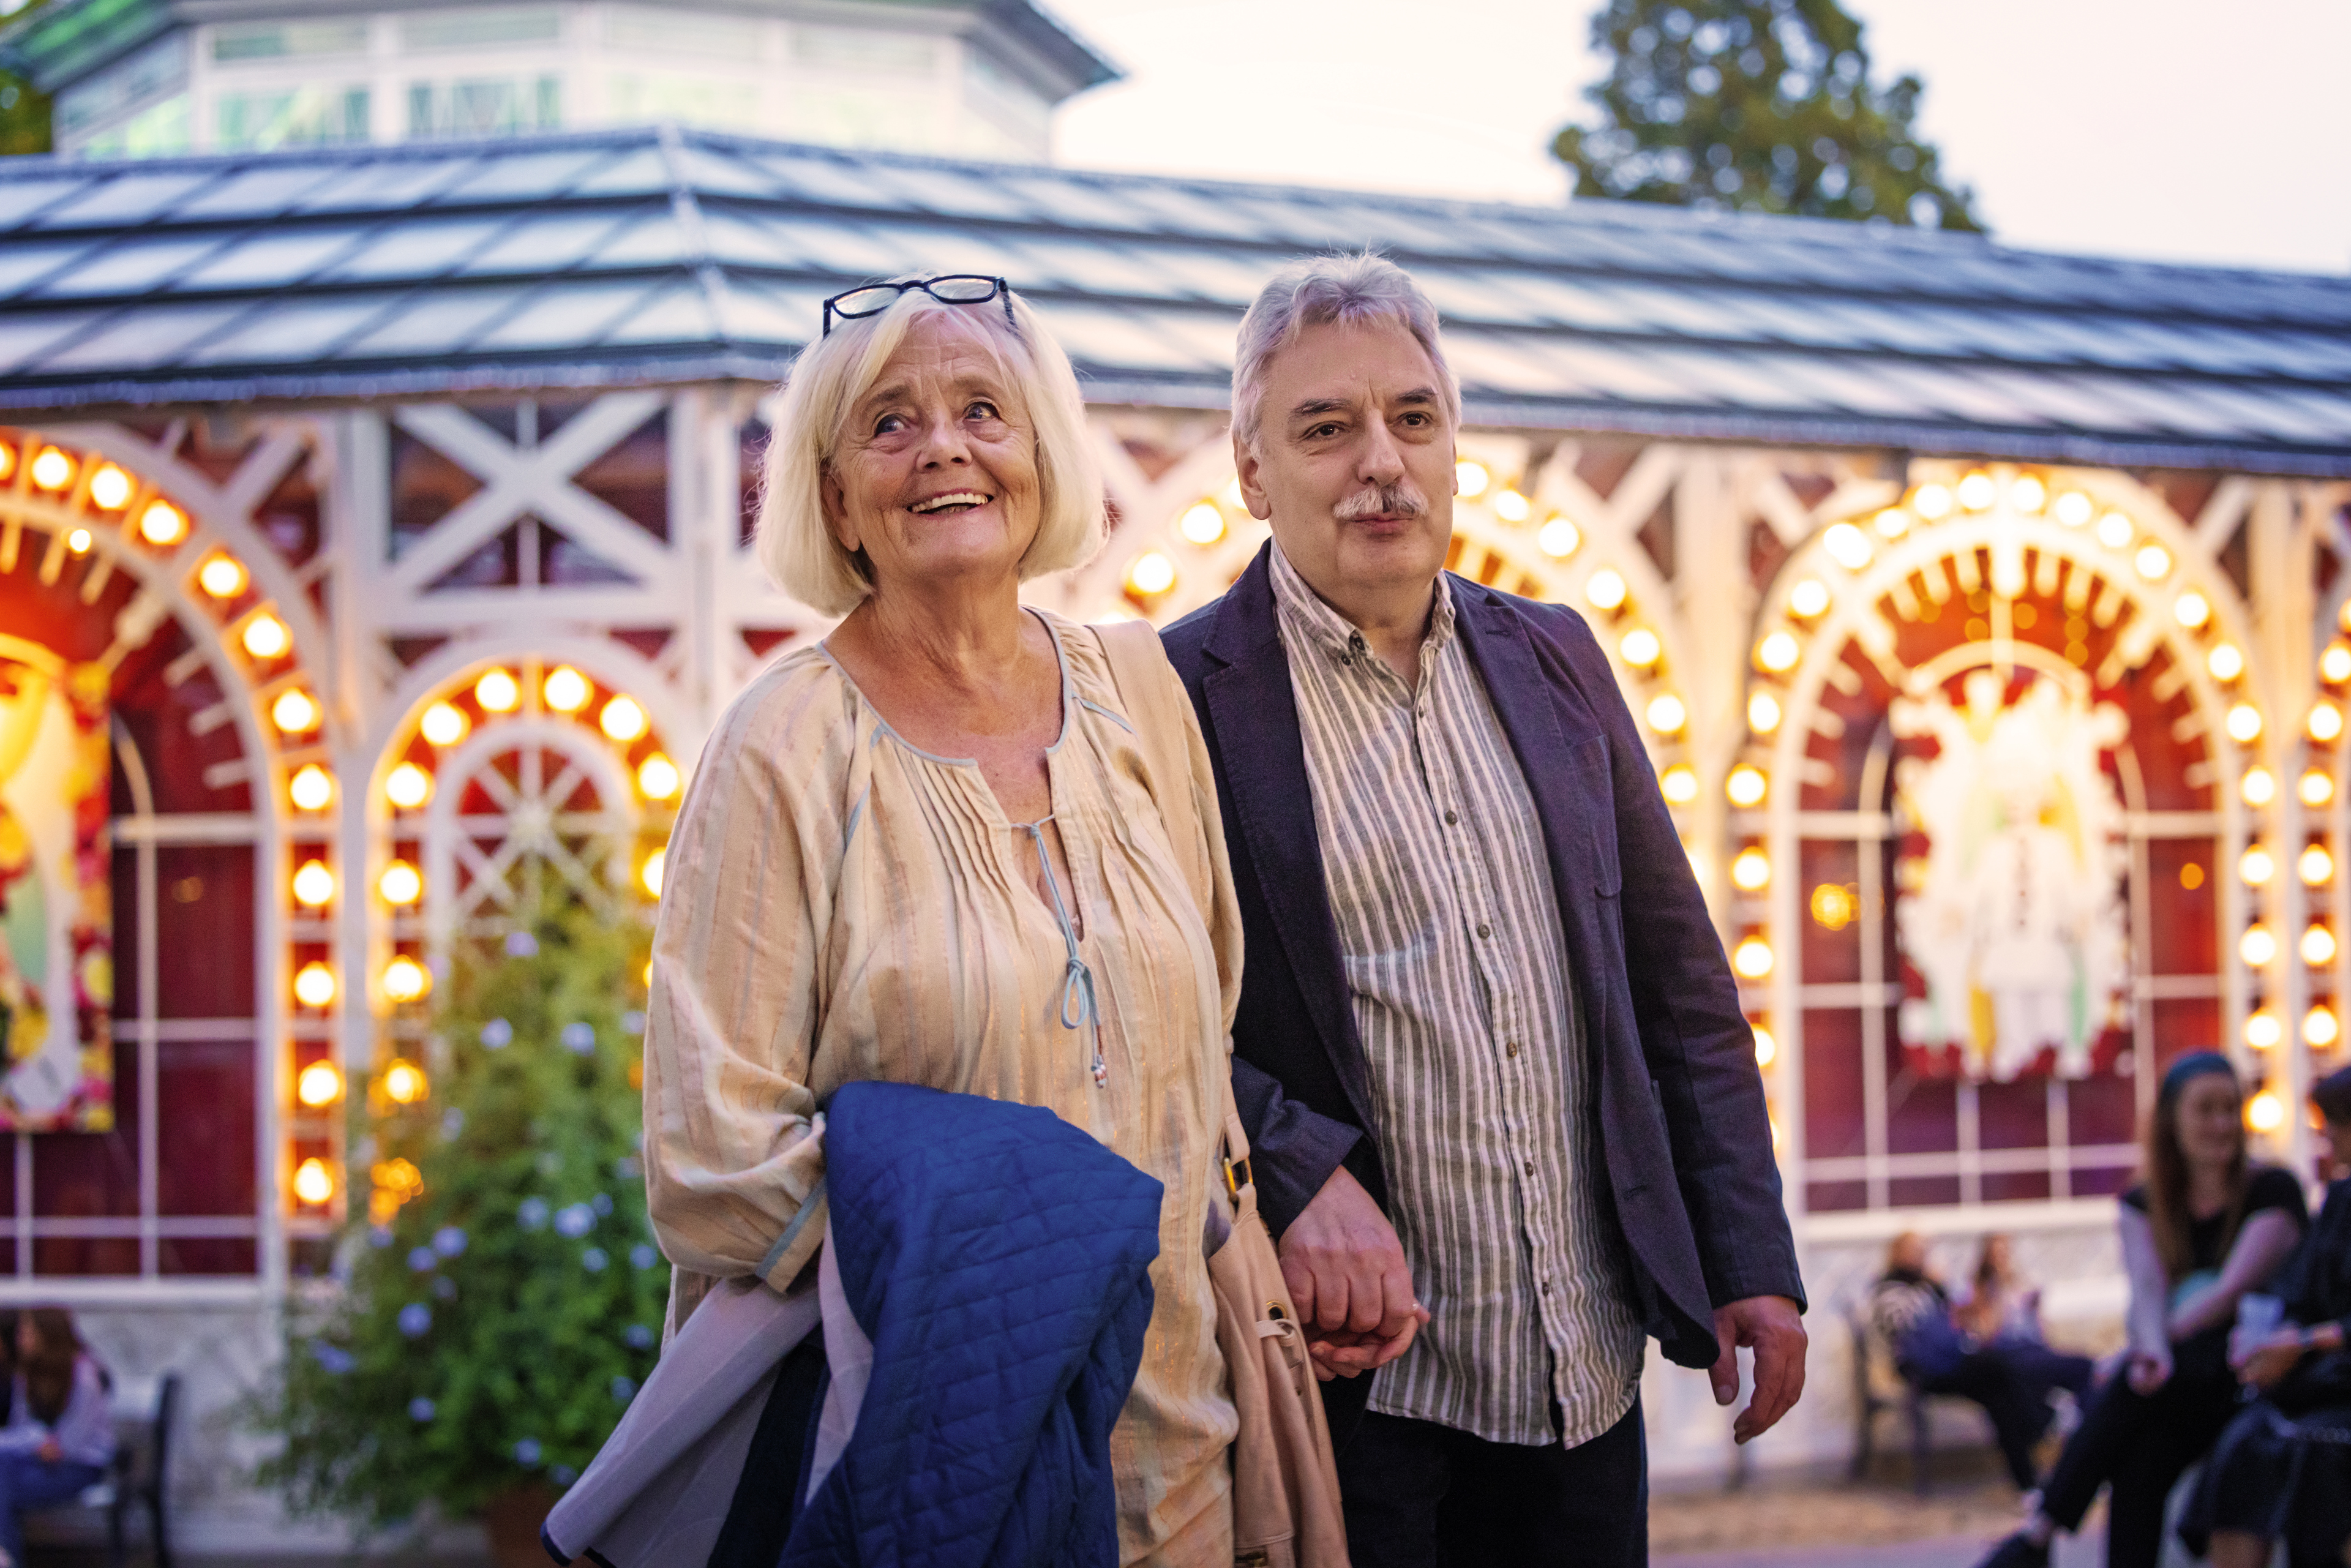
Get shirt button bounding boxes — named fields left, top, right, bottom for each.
left=1523, top=1158, right=1535, bottom=1176
left=1476, top=922, right=1491, bottom=939
left=1505, top=1041, right=1520, bottom=1057
left=1444, top=809, right=1459, bottom=825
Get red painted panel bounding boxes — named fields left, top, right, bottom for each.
left=31, top=1038, right=138, bottom=1221
left=1801, top=1008, right=1865, bottom=1160
left=157, top=1040, right=258, bottom=1218
left=160, top=1238, right=257, bottom=1275
left=153, top=846, right=255, bottom=1019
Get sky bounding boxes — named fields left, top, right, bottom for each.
left=1048, top=0, right=2351, bottom=276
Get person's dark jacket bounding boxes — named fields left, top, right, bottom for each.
left=1161, top=546, right=1804, bottom=1387
left=2271, top=1177, right=2351, bottom=1414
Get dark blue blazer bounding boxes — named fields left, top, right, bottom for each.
left=1161, top=544, right=1804, bottom=1375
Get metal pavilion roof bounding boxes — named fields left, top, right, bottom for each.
left=1, top=124, right=2348, bottom=476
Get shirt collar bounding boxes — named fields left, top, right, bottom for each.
left=1268, top=543, right=1457, bottom=670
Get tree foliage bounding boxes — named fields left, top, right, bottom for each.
left=1553, top=0, right=1982, bottom=231
left=0, top=0, right=54, bottom=156
left=250, top=906, right=664, bottom=1536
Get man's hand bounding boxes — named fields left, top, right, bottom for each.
left=2233, top=1326, right=2308, bottom=1391
left=1710, top=1295, right=1806, bottom=1444
left=1278, top=1164, right=1427, bottom=1381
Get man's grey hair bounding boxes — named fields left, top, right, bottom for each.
left=1230, top=252, right=1461, bottom=452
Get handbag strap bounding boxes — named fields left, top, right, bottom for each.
left=1091, top=620, right=1256, bottom=1185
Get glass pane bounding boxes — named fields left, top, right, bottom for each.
left=1800, top=1007, right=1864, bottom=1161
left=161, top=1238, right=256, bottom=1275
left=157, top=1040, right=257, bottom=1217
left=154, top=846, right=255, bottom=1019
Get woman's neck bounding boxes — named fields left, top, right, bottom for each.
left=849, top=574, right=1029, bottom=686
left=2184, top=1159, right=2236, bottom=1214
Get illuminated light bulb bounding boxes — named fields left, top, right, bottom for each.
left=1788, top=579, right=1831, bottom=619
left=1955, top=471, right=1997, bottom=511
left=1455, top=460, right=1490, bottom=498
left=2241, top=923, right=2279, bottom=967
left=2246, top=1089, right=2287, bottom=1134
left=1619, top=628, right=1662, bottom=668
left=640, top=849, right=666, bottom=898
left=1179, top=503, right=1225, bottom=546
left=1727, top=765, right=1768, bottom=808
left=1872, top=506, right=1911, bottom=539
left=420, top=701, right=469, bottom=747
left=476, top=669, right=520, bottom=713
left=296, top=1061, right=343, bottom=1108
left=2243, top=767, right=2277, bottom=806
left=1756, top=631, right=1800, bottom=673
left=2245, top=1011, right=2284, bottom=1051
left=2302, top=924, right=2336, bottom=966
left=291, top=861, right=335, bottom=909
left=0, top=443, right=16, bottom=482
left=2227, top=704, right=2262, bottom=744
left=1910, top=483, right=1954, bottom=520
left=378, top=860, right=423, bottom=907
left=2208, top=643, right=2244, bottom=682
left=2096, top=512, right=2134, bottom=550
left=2054, top=491, right=2094, bottom=527
left=381, top=956, right=431, bottom=1004
left=543, top=665, right=591, bottom=714
left=2173, top=591, right=2211, bottom=629
left=1537, top=516, right=1580, bottom=558
left=2008, top=475, right=2048, bottom=513
left=2240, top=846, right=2276, bottom=887
left=599, top=695, right=648, bottom=743
left=197, top=553, right=247, bottom=598
left=288, top=763, right=334, bottom=812
left=1748, top=690, right=1782, bottom=735
left=1822, top=522, right=1872, bottom=570
left=293, top=962, right=336, bottom=1009
left=2135, top=544, right=2172, bottom=581
left=2324, top=641, right=2351, bottom=685
left=29, top=447, right=73, bottom=490
left=384, top=761, right=432, bottom=811
left=381, top=1059, right=428, bottom=1105
left=1125, top=552, right=1176, bottom=598
left=138, top=499, right=187, bottom=546
left=2303, top=771, right=2336, bottom=808
left=271, top=688, right=320, bottom=735
left=1753, top=1024, right=1776, bottom=1067
left=293, top=1158, right=336, bottom=1207
left=2301, top=846, right=2334, bottom=886
left=2306, top=1007, right=2341, bottom=1048
left=1585, top=568, right=1627, bottom=611
left=2309, top=703, right=2343, bottom=743
left=1660, top=763, right=1699, bottom=805
left=637, top=752, right=681, bottom=801
left=1646, top=694, right=1687, bottom=735
left=373, top=1157, right=423, bottom=1199
left=66, top=528, right=91, bottom=555
left=1493, top=489, right=1531, bottom=523
left=1732, top=936, right=1774, bottom=979
left=241, top=613, right=290, bottom=660
left=1731, top=847, right=1771, bottom=891
left=88, top=465, right=132, bottom=510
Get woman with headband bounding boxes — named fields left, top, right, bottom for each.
left=1976, top=1052, right=2308, bottom=1568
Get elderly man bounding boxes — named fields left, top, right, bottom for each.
left=1160, top=253, right=1806, bottom=1565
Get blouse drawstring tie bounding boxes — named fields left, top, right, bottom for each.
left=1019, top=818, right=1106, bottom=1086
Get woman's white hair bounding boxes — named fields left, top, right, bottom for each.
left=756, top=277, right=1103, bottom=615
left=1231, top=251, right=1460, bottom=452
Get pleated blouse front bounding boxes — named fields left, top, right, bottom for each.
left=643, top=609, right=1240, bottom=1565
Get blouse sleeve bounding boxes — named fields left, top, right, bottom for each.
left=49, top=1359, right=114, bottom=1467
left=642, top=670, right=846, bottom=1293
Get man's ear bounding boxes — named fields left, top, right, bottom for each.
left=1234, top=432, right=1272, bottom=522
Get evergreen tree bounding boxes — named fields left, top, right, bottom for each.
left=252, top=904, right=664, bottom=1537
left=1553, top=0, right=1982, bottom=231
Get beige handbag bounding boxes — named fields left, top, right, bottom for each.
left=1093, top=620, right=1350, bottom=1568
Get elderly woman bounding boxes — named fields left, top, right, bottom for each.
left=640, top=274, right=1239, bottom=1564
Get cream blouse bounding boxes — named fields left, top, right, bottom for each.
left=643, top=609, right=1240, bottom=1564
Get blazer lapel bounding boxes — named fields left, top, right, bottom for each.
left=1201, top=550, right=1378, bottom=1131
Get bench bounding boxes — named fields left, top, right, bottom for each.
left=24, top=1370, right=177, bottom=1567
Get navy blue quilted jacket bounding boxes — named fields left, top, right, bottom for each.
left=779, top=1081, right=1164, bottom=1568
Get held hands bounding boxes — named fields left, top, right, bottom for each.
left=1710, top=1296, right=1807, bottom=1443
left=34, top=1437, right=59, bottom=1465
left=2231, top=1326, right=2309, bottom=1391
left=2126, top=1346, right=2174, bottom=1395
left=1278, top=1164, right=1428, bottom=1382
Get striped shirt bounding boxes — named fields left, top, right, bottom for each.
left=1270, top=545, right=1643, bottom=1447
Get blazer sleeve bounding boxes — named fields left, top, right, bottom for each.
left=642, top=674, right=839, bottom=1294
left=1535, top=600, right=1805, bottom=1311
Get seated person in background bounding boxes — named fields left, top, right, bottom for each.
left=0, top=1307, right=114, bottom=1568
left=2180, top=1063, right=2351, bottom=1568
left=1871, top=1231, right=2076, bottom=1491
left=1976, top=1052, right=2309, bottom=1568
left=1959, top=1233, right=2096, bottom=1416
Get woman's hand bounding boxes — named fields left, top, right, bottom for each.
left=2233, top=1326, right=2309, bottom=1390
left=2126, top=1346, right=2173, bottom=1395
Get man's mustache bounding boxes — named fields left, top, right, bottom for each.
left=1333, top=482, right=1429, bottom=521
